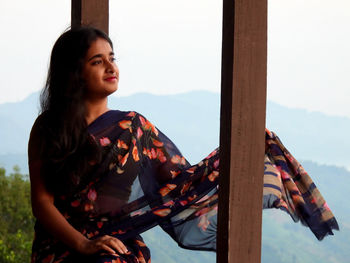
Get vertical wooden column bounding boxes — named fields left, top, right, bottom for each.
left=217, top=0, right=267, bottom=262
left=71, top=0, right=109, bottom=34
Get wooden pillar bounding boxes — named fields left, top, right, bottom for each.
left=217, top=0, right=267, bottom=262
left=71, top=0, right=109, bottom=34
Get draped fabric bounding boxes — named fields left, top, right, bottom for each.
left=264, top=129, right=339, bottom=240
left=31, top=110, right=338, bottom=262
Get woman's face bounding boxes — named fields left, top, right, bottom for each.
left=82, top=38, right=119, bottom=100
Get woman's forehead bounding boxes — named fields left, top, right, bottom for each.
left=86, top=38, right=113, bottom=59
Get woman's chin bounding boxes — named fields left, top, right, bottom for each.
left=107, top=86, right=118, bottom=96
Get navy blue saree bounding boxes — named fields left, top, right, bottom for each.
left=31, top=110, right=338, bottom=262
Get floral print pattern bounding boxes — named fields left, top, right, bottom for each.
left=31, top=111, right=338, bottom=262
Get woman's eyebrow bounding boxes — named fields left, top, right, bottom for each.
left=87, top=52, right=115, bottom=62
left=88, top=54, right=103, bottom=62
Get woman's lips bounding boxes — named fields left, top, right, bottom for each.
left=104, top=76, right=117, bottom=82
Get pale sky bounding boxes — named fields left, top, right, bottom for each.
left=0, top=0, right=349, bottom=118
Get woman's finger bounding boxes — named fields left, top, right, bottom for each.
left=114, top=238, right=129, bottom=254
left=101, top=235, right=128, bottom=254
left=94, top=236, right=128, bottom=255
left=99, top=235, right=111, bottom=241
left=107, top=238, right=128, bottom=254
left=99, top=243, right=118, bottom=255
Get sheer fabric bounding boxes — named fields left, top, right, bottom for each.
left=31, top=110, right=338, bottom=262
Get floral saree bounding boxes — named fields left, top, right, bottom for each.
left=31, top=110, right=339, bottom=262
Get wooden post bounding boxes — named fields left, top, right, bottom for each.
left=217, top=0, right=267, bottom=262
left=71, top=0, right=109, bottom=34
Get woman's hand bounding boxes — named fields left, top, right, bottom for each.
left=78, top=235, right=129, bottom=256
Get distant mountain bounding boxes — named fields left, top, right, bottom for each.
left=0, top=92, right=40, bottom=154
left=1, top=90, right=350, bottom=173
left=0, top=91, right=348, bottom=263
left=266, top=102, right=350, bottom=170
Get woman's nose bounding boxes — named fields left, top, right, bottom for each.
left=106, top=60, right=117, bottom=73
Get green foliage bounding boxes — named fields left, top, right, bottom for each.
left=0, top=166, right=34, bottom=263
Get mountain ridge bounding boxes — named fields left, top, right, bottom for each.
left=1, top=90, right=349, bottom=172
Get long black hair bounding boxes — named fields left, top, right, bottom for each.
left=39, top=27, right=113, bottom=195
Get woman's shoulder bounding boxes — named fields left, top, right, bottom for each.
left=28, top=111, right=50, bottom=162
left=107, top=110, right=143, bottom=118
left=30, top=111, right=50, bottom=137
left=93, top=110, right=147, bottom=124
left=87, top=110, right=142, bottom=134
left=115, top=110, right=155, bottom=127
left=88, top=110, right=154, bottom=133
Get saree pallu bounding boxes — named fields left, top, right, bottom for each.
left=31, top=110, right=339, bottom=262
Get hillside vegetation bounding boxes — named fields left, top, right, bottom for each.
left=0, top=167, right=34, bottom=262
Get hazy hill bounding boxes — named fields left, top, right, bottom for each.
left=0, top=92, right=39, bottom=154
left=0, top=91, right=348, bottom=262
left=266, top=102, right=350, bottom=170
left=1, top=91, right=350, bottom=172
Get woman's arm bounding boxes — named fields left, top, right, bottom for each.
left=28, top=123, right=128, bottom=256
left=30, top=160, right=129, bottom=256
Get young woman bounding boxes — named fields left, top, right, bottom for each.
left=28, top=27, right=338, bottom=263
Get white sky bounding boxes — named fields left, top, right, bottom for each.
left=0, top=0, right=349, bottom=118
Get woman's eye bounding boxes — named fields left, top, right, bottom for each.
left=92, top=60, right=102, bottom=65
left=110, top=57, right=116, bottom=63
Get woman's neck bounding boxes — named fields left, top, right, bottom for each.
left=85, top=98, right=109, bottom=125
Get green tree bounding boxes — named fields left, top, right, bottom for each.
left=0, top=166, right=34, bottom=263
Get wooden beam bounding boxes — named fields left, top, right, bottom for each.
left=71, top=0, right=109, bottom=34
left=217, top=0, right=267, bottom=262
